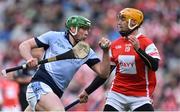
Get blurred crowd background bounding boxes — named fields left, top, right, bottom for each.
left=0, top=0, right=180, bottom=111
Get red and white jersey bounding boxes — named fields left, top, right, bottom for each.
left=0, top=78, right=20, bottom=111
left=110, top=34, right=160, bottom=97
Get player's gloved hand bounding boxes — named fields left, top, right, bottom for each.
left=79, top=90, right=88, bottom=103
left=99, top=37, right=111, bottom=51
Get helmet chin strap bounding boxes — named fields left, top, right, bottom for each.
left=69, top=27, right=80, bottom=43
left=69, top=27, right=78, bottom=36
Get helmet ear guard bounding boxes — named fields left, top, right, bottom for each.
left=128, top=19, right=138, bottom=30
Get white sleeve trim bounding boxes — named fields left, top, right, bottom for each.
left=145, top=43, right=160, bottom=60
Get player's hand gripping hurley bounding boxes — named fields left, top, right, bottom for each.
left=1, top=41, right=90, bottom=76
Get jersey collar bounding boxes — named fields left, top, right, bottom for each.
left=65, top=31, right=73, bottom=46
left=135, top=32, right=142, bottom=38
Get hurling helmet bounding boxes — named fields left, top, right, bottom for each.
left=119, top=8, right=144, bottom=29
left=65, top=15, right=91, bottom=30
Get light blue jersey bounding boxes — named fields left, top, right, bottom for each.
left=34, top=31, right=100, bottom=92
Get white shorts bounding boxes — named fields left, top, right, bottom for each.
left=105, top=91, right=152, bottom=111
left=26, top=81, right=53, bottom=111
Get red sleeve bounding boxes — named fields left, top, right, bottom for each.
left=139, top=35, right=153, bottom=50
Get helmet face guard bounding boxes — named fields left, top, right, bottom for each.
left=118, top=8, right=144, bottom=36
left=65, top=16, right=91, bottom=35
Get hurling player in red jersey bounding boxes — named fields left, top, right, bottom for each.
left=0, top=77, right=20, bottom=111
left=79, top=8, right=160, bottom=111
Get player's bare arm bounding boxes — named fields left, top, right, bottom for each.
left=79, top=38, right=111, bottom=103
left=91, top=37, right=111, bottom=79
left=19, top=38, right=39, bottom=69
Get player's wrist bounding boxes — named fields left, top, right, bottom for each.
left=133, top=45, right=140, bottom=50
left=83, top=90, right=89, bottom=96
left=134, top=47, right=140, bottom=51
left=102, top=49, right=109, bottom=53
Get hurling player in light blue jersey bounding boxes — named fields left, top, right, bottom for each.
left=19, top=15, right=111, bottom=111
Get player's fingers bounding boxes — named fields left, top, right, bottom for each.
left=128, top=36, right=138, bottom=45
left=99, top=38, right=111, bottom=49
left=27, top=58, right=38, bottom=68
left=128, top=36, right=134, bottom=41
left=128, top=38, right=134, bottom=44
left=129, top=35, right=137, bottom=43
left=79, top=95, right=88, bottom=103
